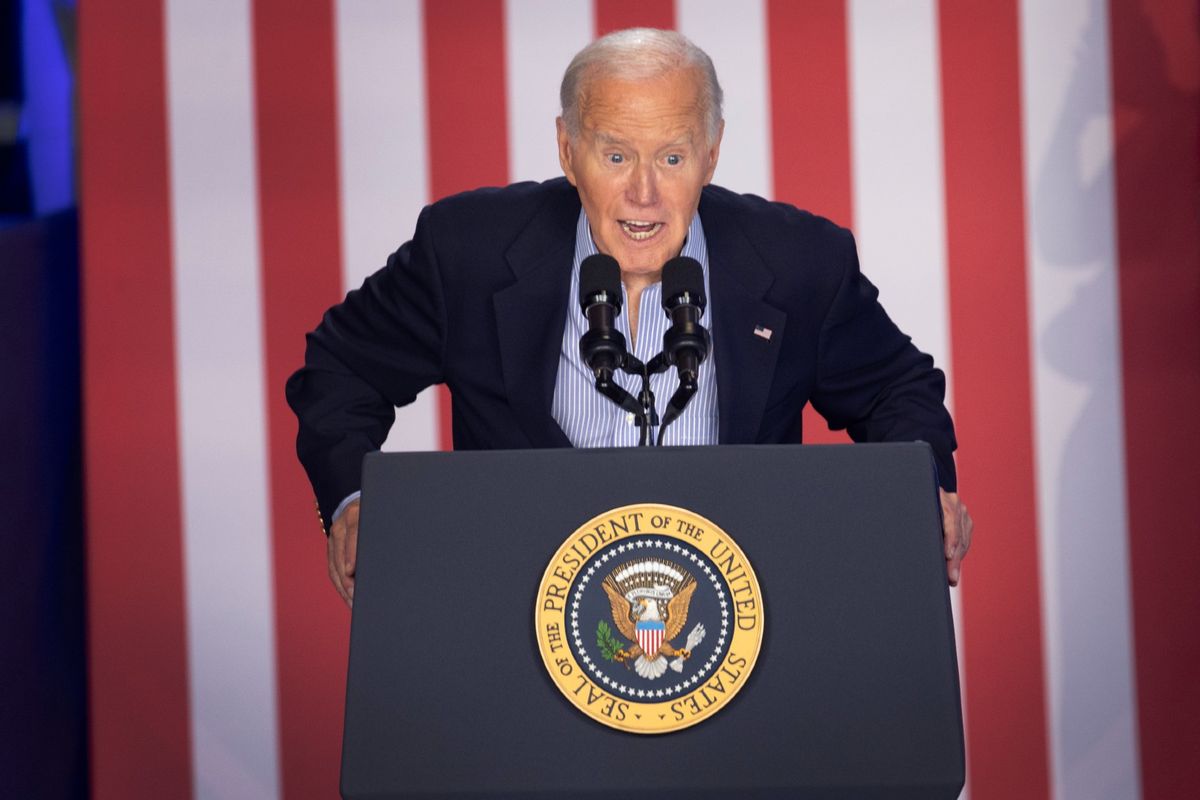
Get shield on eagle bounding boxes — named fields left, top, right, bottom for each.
left=636, top=619, right=666, bottom=659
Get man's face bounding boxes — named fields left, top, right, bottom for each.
left=557, top=68, right=723, bottom=284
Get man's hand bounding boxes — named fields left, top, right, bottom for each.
left=328, top=499, right=360, bottom=608
left=940, top=489, right=973, bottom=586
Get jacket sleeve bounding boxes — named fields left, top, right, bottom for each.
left=808, top=230, right=959, bottom=491
left=285, top=205, right=447, bottom=530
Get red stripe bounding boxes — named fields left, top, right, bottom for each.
left=251, top=2, right=349, bottom=798
left=78, top=2, right=193, bottom=797
left=938, top=2, right=1050, bottom=797
left=766, top=0, right=853, bottom=227
left=423, top=0, right=511, bottom=451
left=1109, top=2, right=1200, bottom=797
left=765, top=0, right=852, bottom=446
left=595, top=0, right=675, bottom=35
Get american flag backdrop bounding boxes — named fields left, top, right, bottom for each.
left=78, top=1, right=1199, bottom=798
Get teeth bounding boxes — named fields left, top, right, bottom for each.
left=620, top=221, right=663, bottom=241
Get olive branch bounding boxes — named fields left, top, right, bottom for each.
left=595, top=620, right=626, bottom=661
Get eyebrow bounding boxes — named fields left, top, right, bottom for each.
left=593, top=131, right=628, bottom=146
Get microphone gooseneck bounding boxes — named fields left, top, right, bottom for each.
left=578, top=254, right=656, bottom=444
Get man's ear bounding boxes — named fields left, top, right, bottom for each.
left=556, top=117, right=577, bottom=186
left=703, top=119, right=725, bottom=185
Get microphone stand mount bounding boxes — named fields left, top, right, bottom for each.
left=586, top=351, right=676, bottom=447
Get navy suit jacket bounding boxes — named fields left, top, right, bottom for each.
left=286, top=178, right=957, bottom=528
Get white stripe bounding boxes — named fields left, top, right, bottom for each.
left=505, top=0, right=594, bottom=184
left=334, top=0, right=438, bottom=452
left=1019, top=2, right=1141, bottom=797
left=677, top=0, right=773, bottom=199
left=164, top=1, right=280, bottom=797
left=847, top=7, right=966, bottom=798
left=847, top=0, right=952, bottom=397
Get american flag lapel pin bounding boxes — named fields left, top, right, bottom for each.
left=753, top=325, right=773, bottom=341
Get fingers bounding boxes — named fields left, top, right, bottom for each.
left=960, top=503, right=973, bottom=556
left=947, top=551, right=964, bottom=587
left=342, top=501, right=360, bottom=604
left=945, top=499, right=963, bottom=587
left=326, top=499, right=361, bottom=609
left=327, top=519, right=352, bottom=608
left=940, top=490, right=973, bottom=587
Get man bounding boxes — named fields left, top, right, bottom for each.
left=287, top=29, right=973, bottom=609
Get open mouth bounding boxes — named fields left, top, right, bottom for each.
left=619, top=220, right=664, bottom=241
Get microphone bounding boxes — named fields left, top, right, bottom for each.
left=661, top=256, right=710, bottom=386
left=656, top=257, right=710, bottom=446
left=578, top=254, right=652, bottom=442
left=578, top=254, right=627, bottom=380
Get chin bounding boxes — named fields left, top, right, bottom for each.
left=618, top=257, right=667, bottom=277
left=618, top=243, right=679, bottom=272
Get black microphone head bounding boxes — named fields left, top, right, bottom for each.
left=661, top=256, right=706, bottom=311
left=580, top=254, right=623, bottom=312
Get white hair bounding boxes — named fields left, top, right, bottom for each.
left=559, top=28, right=724, bottom=143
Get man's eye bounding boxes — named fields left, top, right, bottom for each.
left=608, top=153, right=624, bottom=164
left=665, top=154, right=682, bottom=166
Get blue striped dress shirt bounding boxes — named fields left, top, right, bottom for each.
left=551, top=209, right=720, bottom=447
left=334, top=209, right=722, bottom=523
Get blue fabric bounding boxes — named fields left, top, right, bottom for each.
left=0, top=209, right=87, bottom=800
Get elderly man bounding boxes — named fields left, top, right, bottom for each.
left=287, top=28, right=973, bottom=608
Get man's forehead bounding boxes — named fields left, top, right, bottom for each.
left=578, top=78, right=706, bottom=142
left=578, top=70, right=705, bottom=114
left=591, top=128, right=696, bottom=147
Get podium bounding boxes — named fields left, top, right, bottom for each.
left=341, top=444, right=964, bottom=799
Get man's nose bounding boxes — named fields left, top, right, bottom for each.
left=626, top=163, right=658, bottom=207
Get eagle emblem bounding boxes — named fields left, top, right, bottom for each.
left=599, top=557, right=707, bottom=680
left=537, top=504, right=764, bottom=733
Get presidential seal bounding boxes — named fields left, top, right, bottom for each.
left=535, top=503, right=764, bottom=734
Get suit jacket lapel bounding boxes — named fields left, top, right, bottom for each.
left=493, top=186, right=578, bottom=448
left=701, top=192, right=788, bottom=444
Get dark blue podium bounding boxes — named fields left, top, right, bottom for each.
left=341, top=444, right=964, bottom=799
